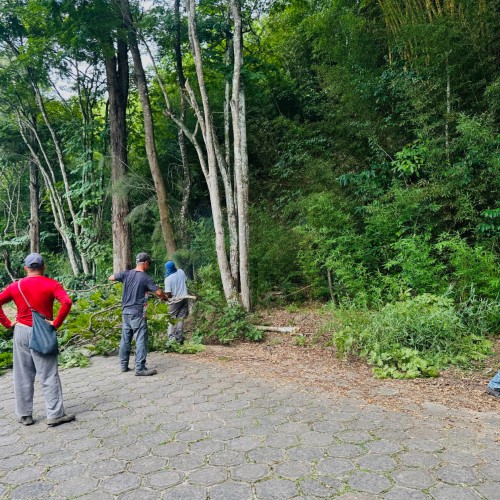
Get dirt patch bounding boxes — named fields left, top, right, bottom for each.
left=184, top=305, right=500, bottom=417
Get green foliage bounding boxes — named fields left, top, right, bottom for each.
left=332, top=294, right=493, bottom=379
left=436, top=235, right=500, bottom=301
left=191, top=265, right=263, bottom=344
left=163, top=340, right=205, bottom=354
left=58, top=348, right=90, bottom=369
left=391, top=140, right=428, bottom=177
left=250, top=208, right=300, bottom=302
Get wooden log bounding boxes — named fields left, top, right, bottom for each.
left=253, top=325, right=297, bottom=333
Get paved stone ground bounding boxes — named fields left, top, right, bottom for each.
left=0, top=353, right=499, bottom=499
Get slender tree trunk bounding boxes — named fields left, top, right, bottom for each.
left=28, top=155, right=40, bottom=253
left=445, top=54, right=451, bottom=160
left=231, top=0, right=251, bottom=310
left=105, top=38, right=132, bottom=273
left=223, top=4, right=240, bottom=287
left=18, top=114, right=81, bottom=275
left=174, top=0, right=191, bottom=247
left=122, top=0, right=177, bottom=258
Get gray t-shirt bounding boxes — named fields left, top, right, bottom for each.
left=164, top=269, right=188, bottom=298
left=114, top=270, right=159, bottom=316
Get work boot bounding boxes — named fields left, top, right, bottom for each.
left=47, top=413, right=76, bottom=426
left=121, top=366, right=129, bottom=372
left=20, top=416, right=34, bottom=426
left=135, top=368, right=158, bottom=376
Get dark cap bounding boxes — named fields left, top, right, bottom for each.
left=136, top=252, right=152, bottom=264
left=24, top=252, right=44, bottom=269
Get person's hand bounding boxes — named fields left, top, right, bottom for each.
left=46, top=320, right=56, bottom=328
left=10, top=321, right=17, bottom=329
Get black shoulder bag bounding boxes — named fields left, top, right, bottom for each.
left=17, top=279, right=59, bottom=356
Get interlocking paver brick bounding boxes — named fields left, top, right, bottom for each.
left=366, top=440, right=403, bottom=454
left=209, top=481, right=253, bottom=500
left=317, top=457, right=355, bottom=475
left=210, top=449, right=245, bottom=466
left=348, top=471, right=392, bottom=494
left=87, top=458, right=127, bottom=477
left=227, top=435, right=262, bottom=452
left=159, top=484, right=207, bottom=499
left=255, top=478, right=298, bottom=499
left=188, top=465, right=227, bottom=485
left=405, top=439, right=443, bottom=453
left=190, top=438, right=225, bottom=455
left=118, top=487, right=161, bottom=500
left=54, top=476, right=99, bottom=497
left=434, top=465, right=481, bottom=485
left=145, top=469, right=182, bottom=488
left=9, top=481, right=54, bottom=499
left=300, top=478, right=342, bottom=497
left=247, top=446, right=286, bottom=464
left=275, top=460, right=311, bottom=479
left=475, top=481, right=500, bottom=500
left=128, top=455, right=168, bottom=473
left=391, top=468, right=435, bottom=489
left=398, top=451, right=441, bottom=469
left=338, top=430, right=374, bottom=444
left=46, top=462, right=87, bottom=480
left=327, top=443, right=367, bottom=458
left=313, top=420, right=344, bottom=433
left=357, top=453, right=396, bottom=472
left=266, top=433, right=298, bottom=448
left=437, top=450, right=481, bottom=467
left=3, top=466, right=45, bottom=485
left=169, top=452, right=205, bottom=470
left=231, top=463, right=269, bottom=481
left=151, top=441, right=187, bottom=457
left=0, top=454, right=35, bottom=470
left=384, top=486, right=429, bottom=499
left=287, top=446, right=326, bottom=461
left=428, top=483, right=483, bottom=499
left=114, top=444, right=150, bottom=460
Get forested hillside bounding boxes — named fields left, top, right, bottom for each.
left=0, top=0, right=498, bottom=377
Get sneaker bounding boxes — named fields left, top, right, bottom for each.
left=47, top=413, right=76, bottom=426
left=121, top=366, right=129, bottom=372
left=135, top=368, right=158, bottom=376
left=486, top=386, right=500, bottom=399
left=20, top=415, right=34, bottom=426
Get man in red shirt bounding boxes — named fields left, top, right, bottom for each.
left=0, top=253, right=75, bottom=426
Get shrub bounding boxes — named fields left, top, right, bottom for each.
left=190, top=264, right=263, bottom=344
left=332, top=294, right=492, bottom=378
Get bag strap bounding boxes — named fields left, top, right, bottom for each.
left=17, top=279, right=32, bottom=309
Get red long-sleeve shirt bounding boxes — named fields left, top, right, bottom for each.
left=0, top=276, right=72, bottom=329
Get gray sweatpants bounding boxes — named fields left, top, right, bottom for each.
left=13, top=324, right=65, bottom=419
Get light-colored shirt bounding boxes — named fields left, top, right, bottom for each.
left=164, top=269, right=188, bottom=298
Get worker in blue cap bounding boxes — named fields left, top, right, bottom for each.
left=164, top=261, right=189, bottom=344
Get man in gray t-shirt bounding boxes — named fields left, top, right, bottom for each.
left=164, top=261, right=189, bottom=343
left=109, top=253, right=167, bottom=375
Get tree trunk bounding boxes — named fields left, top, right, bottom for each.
left=175, top=0, right=191, bottom=248
left=28, top=155, right=40, bottom=253
left=105, top=38, right=132, bottom=273
left=18, top=114, right=81, bottom=275
left=122, top=0, right=177, bottom=258
left=186, top=0, right=238, bottom=303
left=231, top=0, right=251, bottom=310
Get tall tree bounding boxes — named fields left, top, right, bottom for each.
left=105, top=34, right=133, bottom=272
